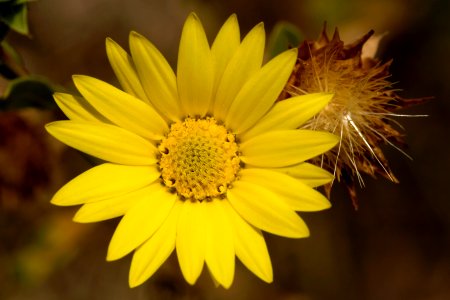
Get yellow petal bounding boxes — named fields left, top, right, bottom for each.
left=176, top=200, right=206, bottom=285
left=129, top=31, right=181, bottom=121
left=51, top=163, right=159, bottom=206
left=213, top=22, right=265, bottom=121
left=46, top=121, right=157, bottom=165
left=225, top=48, right=297, bottom=133
left=211, top=14, right=240, bottom=101
left=227, top=181, right=309, bottom=238
left=177, top=13, right=213, bottom=117
left=53, top=92, right=109, bottom=123
left=241, top=93, right=334, bottom=141
left=105, top=37, right=149, bottom=102
left=107, top=184, right=176, bottom=261
left=270, top=162, right=334, bottom=187
left=240, top=168, right=331, bottom=212
left=73, top=75, right=168, bottom=140
left=73, top=184, right=160, bottom=223
left=129, top=200, right=182, bottom=288
left=222, top=200, right=273, bottom=282
left=240, top=129, right=339, bottom=168
left=204, top=200, right=235, bottom=289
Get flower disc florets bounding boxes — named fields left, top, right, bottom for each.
left=158, top=117, right=240, bottom=201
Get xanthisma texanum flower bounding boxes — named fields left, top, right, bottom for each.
left=46, top=13, right=338, bottom=288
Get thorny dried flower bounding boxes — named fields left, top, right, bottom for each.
left=280, top=25, right=426, bottom=208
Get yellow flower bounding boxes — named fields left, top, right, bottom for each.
left=46, top=13, right=338, bottom=288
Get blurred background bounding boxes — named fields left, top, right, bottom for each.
left=1, top=0, right=449, bottom=299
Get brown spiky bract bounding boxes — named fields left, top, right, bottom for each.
left=281, top=26, right=419, bottom=208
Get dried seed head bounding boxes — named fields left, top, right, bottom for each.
left=280, top=25, right=426, bottom=208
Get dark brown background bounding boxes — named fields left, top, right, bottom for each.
left=1, top=0, right=449, bottom=299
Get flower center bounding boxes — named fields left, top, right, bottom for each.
left=158, top=117, right=240, bottom=201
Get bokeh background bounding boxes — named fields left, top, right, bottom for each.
left=1, top=0, right=449, bottom=299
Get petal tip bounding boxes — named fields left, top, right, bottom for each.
left=298, top=225, right=310, bottom=238
left=184, top=274, right=200, bottom=286
left=72, top=74, right=90, bottom=86
left=72, top=213, right=85, bottom=223
left=52, top=91, right=64, bottom=99
left=106, top=249, right=121, bottom=262
left=107, top=240, right=126, bottom=262
left=105, top=37, right=114, bottom=45
left=221, top=280, right=233, bottom=289
left=287, top=47, right=298, bottom=56
left=312, top=92, right=335, bottom=103
left=245, top=22, right=265, bottom=40
left=188, top=12, right=199, bottom=20
left=128, top=280, right=140, bottom=289
left=44, top=121, right=60, bottom=134
left=323, top=200, right=332, bottom=210
left=128, top=271, right=143, bottom=289
left=330, top=133, right=340, bottom=146
left=184, top=13, right=203, bottom=32
left=72, top=207, right=97, bottom=223
left=226, top=13, right=238, bottom=25
left=129, top=30, right=143, bottom=40
left=105, top=37, right=121, bottom=53
left=44, top=122, right=53, bottom=130
left=264, top=275, right=274, bottom=283
left=49, top=195, right=62, bottom=205
left=71, top=74, right=83, bottom=80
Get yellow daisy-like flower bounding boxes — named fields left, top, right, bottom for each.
left=46, top=13, right=339, bottom=288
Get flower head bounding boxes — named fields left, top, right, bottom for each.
left=281, top=26, right=423, bottom=207
left=46, top=13, right=338, bottom=288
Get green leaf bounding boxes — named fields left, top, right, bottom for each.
left=14, top=0, right=34, bottom=5
left=267, top=22, right=304, bottom=58
left=0, top=21, right=9, bottom=41
left=0, top=2, right=29, bottom=35
left=0, top=77, right=55, bottom=110
left=1, top=40, right=23, bottom=66
left=0, top=40, right=26, bottom=79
